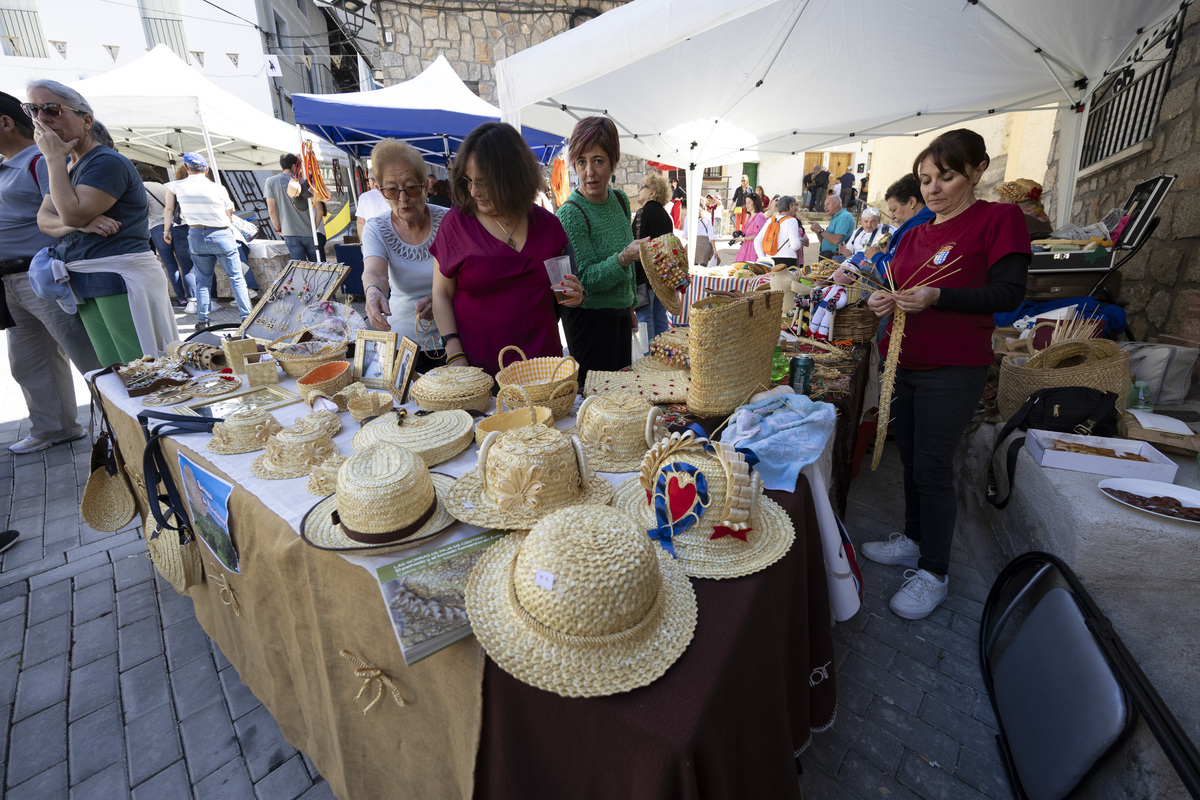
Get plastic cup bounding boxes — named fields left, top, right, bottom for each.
left=544, top=255, right=573, bottom=303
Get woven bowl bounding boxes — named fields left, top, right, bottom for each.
left=297, top=361, right=352, bottom=404
left=410, top=365, right=493, bottom=413
left=474, top=405, right=553, bottom=446
left=268, top=326, right=349, bottom=378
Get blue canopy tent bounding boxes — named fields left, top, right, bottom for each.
left=292, top=55, right=563, bottom=166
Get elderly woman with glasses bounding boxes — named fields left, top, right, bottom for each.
left=28, top=80, right=176, bottom=365
left=430, top=122, right=579, bottom=377
left=362, top=139, right=448, bottom=372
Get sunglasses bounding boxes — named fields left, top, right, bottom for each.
left=380, top=184, right=424, bottom=200
left=21, top=102, right=81, bottom=119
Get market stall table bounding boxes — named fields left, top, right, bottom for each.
left=97, top=370, right=836, bottom=800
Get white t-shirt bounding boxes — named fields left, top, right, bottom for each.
left=356, top=189, right=390, bottom=220
left=168, top=174, right=233, bottom=228
left=844, top=223, right=892, bottom=255
left=682, top=214, right=716, bottom=267
left=362, top=205, right=447, bottom=346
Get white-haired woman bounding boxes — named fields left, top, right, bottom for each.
left=361, top=138, right=448, bottom=373
left=631, top=171, right=675, bottom=341
left=28, top=80, right=175, bottom=365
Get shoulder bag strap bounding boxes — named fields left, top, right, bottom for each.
left=1074, top=391, right=1118, bottom=436
left=985, top=392, right=1041, bottom=509
left=137, top=409, right=222, bottom=542
left=562, top=200, right=591, bottom=234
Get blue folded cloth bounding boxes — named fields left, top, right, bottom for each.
left=27, top=247, right=79, bottom=314
left=720, top=386, right=837, bottom=491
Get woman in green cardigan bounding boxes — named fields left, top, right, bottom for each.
left=556, top=116, right=646, bottom=383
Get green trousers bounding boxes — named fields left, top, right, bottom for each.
left=77, top=294, right=142, bottom=366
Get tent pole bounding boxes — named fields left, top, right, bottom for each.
left=1055, top=104, right=1086, bottom=229
left=198, top=111, right=220, bottom=184
left=297, top=124, right=320, bottom=253
left=686, top=165, right=700, bottom=271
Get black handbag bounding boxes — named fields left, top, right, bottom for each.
left=985, top=387, right=1119, bottom=509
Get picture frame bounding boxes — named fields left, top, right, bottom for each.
left=236, top=260, right=351, bottom=342
left=175, top=384, right=301, bottom=418
left=355, top=329, right=398, bottom=389
left=391, top=336, right=420, bottom=404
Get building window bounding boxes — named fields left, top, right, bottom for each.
left=0, top=0, right=49, bottom=58
left=703, top=167, right=723, bottom=179
left=139, top=0, right=188, bottom=61
left=304, top=46, right=319, bottom=93
left=1080, top=5, right=1186, bottom=169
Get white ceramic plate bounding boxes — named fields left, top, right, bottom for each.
left=1097, top=478, right=1200, bottom=525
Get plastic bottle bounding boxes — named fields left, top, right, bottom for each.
left=1131, top=380, right=1153, bottom=411
left=771, top=346, right=789, bottom=383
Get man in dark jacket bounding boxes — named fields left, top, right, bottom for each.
left=808, top=165, right=830, bottom=211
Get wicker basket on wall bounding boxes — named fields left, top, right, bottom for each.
left=687, top=289, right=784, bottom=417
left=997, top=338, right=1130, bottom=420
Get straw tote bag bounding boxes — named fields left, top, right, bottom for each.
left=81, top=368, right=136, bottom=533
left=687, top=289, right=784, bottom=417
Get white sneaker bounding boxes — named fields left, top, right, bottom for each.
left=890, top=569, right=948, bottom=620
left=248, top=289, right=259, bottom=300
left=861, top=532, right=921, bottom=568
left=184, top=300, right=197, bottom=315
left=209, top=299, right=222, bottom=310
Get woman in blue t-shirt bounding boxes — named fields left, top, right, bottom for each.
left=27, top=80, right=176, bottom=365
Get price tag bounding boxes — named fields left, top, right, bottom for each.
left=534, top=570, right=555, bottom=590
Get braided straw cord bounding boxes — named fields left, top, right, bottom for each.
left=872, top=309, right=905, bottom=471
left=338, top=650, right=407, bottom=714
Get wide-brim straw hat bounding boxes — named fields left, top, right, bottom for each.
left=647, top=328, right=689, bottom=369
left=306, top=453, right=348, bottom=496
left=206, top=406, right=284, bottom=455
left=251, top=415, right=340, bottom=480
left=445, top=424, right=614, bottom=529
left=612, top=431, right=794, bottom=579
left=565, top=391, right=667, bottom=473
left=352, top=410, right=473, bottom=467
left=639, top=234, right=690, bottom=316
left=301, top=443, right=456, bottom=554
left=466, top=504, right=697, bottom=697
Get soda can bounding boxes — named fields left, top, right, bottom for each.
left=789, top=356, right=814, bottom=394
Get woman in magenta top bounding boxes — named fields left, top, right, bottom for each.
left=861, top=128, right=1030, bottom=621
left=430, top=122, right=582, bottom=377
left=733, top=192, right=767, bottom=263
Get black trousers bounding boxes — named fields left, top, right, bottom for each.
left=891, top=365, right=988, bottom=576
left=559, top=305, right=632, bottom=385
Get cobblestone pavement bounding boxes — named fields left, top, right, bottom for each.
left=1, top=302, right=1010, bottom=799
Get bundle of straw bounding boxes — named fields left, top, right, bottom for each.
left=1049, top=307, right=1104, bottom=347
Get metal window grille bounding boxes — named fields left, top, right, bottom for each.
left=0, top=4, right=49, bottom=58
left=703, top=167, right=722, bottom=179
left=1080, top=6, right=1186, bottom=169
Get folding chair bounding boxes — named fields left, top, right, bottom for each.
left=980, top=551, right=1200, bottom=800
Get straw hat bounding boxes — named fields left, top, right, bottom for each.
left=997, top=178, right=1043, bottom=203
left=445, top=425, right=614, bottom=529
left=566, top=391, right=667, bottom=473
left=352, top=409, right=474, bottom=467
left=301, top=443, right=456, bottom=554
left=206, top=406, right=284, bottom=455
left=466, top=504, right=697, bottom=697
left=345, top=389, right=395, bottom=424
left=639, top=234, right=690, bottom=316
left=647, top=328, right=689, bottom=369
left=250, top=415, right=340, bottom=480
left=306, top=453, right=348, bottom=496
left=302, top=408, right=343, bottom=438
left=612, top=431, right=794, bottom=579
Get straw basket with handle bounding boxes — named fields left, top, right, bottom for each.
left=831, top=306, right=878, bottom=343
left=267, top=326, right=349, bottom=378
left=477, top=384, right=553, bottom=445
left=997, top=338, right=1130, bottom=420
left=495, top=346, right=579, bottom=421
left=687, top=289, right=784, bottom=417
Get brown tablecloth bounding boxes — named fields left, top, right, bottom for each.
left=475, top=474, right=837, bottom=800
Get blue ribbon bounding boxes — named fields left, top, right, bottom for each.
left=647, top=464, right=708, bottom=558
left=681, top=424, right=760, bottom=470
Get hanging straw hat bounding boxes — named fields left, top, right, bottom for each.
left=465, top=504, right=697, bottom=697
left=352, top=410, right=473, bottom=467
left=445, top=425, right=614, bottom=529
left=250, top=415, right=340, bottom=480
left=612, top=431, right=794, bottom=579
left=639, top=234, right=690, bottom=316
left=306, top=453, right=348, bottom=496
left=565, top=391, right=667, bottom=473
left=206, top=406, right=284, bottom=455
left=301, top=443, right=456, bottom=554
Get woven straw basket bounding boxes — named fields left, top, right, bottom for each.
left=267, top=326, right=349, bottom=378
left=475, top=405, right=553, bottom=446
left=831, top=306, right=878, bottom=343
left=998, top=338, right=1130, bottom=420
left=296, top=361, right=352, bottom=404
left=410, top=365, right=493, bottom=413
left=687, top=289, right=784, bottom=417
left=495, top=346, right=579, bottom=421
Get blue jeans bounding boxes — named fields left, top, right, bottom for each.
left=188, top=228, right=252, bottom=321
left=636, top=292, right=670, bottom=344
left=151, top=223, right=195, bottom=301
left=283, top=236, right=320, bottom=262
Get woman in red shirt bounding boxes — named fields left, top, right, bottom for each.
left=862, top=128, right=1031, bottom=620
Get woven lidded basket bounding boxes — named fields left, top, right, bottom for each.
left=831, top=306, right=878, bottom=343
left=998, top=338, right=1130, bottom=420
left=687, top=290, right=784, bottom=417
left=410, top=365, right=493, bottom=413
left=267, top=326, right=349, bottom=378
left=495, top=346, right=579, bottom=421
left=296, top=360, right=352, bottom=404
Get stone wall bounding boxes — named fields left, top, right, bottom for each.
left=372, top=0, right=649, bottom=197
left=1042, top=14, right=1200, bottom=342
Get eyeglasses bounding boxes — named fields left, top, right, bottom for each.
left=461, top=176, right=487, bottom=192
left=380, top=184, right=424, bottom=200
left=21, top=102, right=81, bottom=119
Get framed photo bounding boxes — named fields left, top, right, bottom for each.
left=355, top=329, right=398, bottom=388
left=236, top=260, right=351, bottom=342
left=391, top=336, right=420, bottom=404
left=176, top=384, right=301, bottom=418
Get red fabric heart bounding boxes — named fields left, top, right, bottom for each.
left=710, top=525, right=750, bottom=542
left=667, top=476, right=697, bottom=523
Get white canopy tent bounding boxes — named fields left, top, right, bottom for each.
left=69, top=45, right=326, bottom=180
left=497, top=0, right=1185, bottom=241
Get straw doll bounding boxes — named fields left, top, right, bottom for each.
left=806, top=264, right=858, bottom=341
